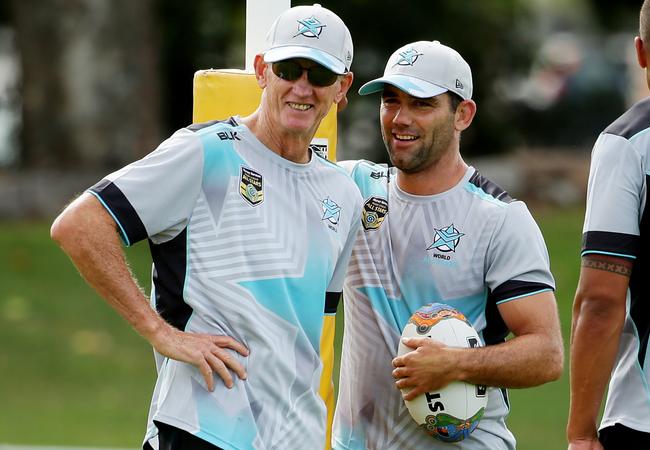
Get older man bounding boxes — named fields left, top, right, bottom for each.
left=51, top=4, right=361, bottom=449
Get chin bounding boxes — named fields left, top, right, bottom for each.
left=283, top=115, right=319, bottom=133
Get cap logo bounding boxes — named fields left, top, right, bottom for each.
left=455, top=79, right=463, bottom=89
left=294, top=16, right=326, bottom=38
left=394, top=48, right=423, bottom=66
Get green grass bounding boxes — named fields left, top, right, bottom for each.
left=0, top=207, right=583, bottom=448
left=0, top=223, right=155, bottom=446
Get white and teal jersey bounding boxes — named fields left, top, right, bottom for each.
left=332, top=161, right=554, bottom=450
left=88, top=118, right=363, bottom=450
left=582, top=96, right=650, bottom=434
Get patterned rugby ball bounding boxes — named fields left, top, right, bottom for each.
left=397, top=303, right=488, bottom=443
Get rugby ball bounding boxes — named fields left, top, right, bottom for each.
left=397, top=303, right=488, bottom=443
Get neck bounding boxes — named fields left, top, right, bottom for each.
left=396, top=149, right=468, bottom=196
left=241, top=109, right=313, bottom=164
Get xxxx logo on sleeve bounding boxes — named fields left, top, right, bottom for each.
left=362, top=196, right=388, bottom=231
left=239, top=166, right=264, bottom=206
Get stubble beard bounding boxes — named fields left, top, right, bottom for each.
left=383, top=125, right=454, bottom=175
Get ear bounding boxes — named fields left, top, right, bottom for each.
left=335, top=72, right=354, bottom=112
left=253, top=54, right=269, bottom=88
left=636, top=36, right=648, bottom=69
left=455, top=99, right=477, bottom=132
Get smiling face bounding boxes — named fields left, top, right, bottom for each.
left=257, top=57, right=351, bottom=140
left=380, top=85, right=458, bottom=174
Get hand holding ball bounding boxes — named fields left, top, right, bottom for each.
left=397, top=303, right=488, bottom=443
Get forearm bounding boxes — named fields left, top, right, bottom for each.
left=52, top=194, right=167, bottom=341
left=456, top=331, right=563, bottom=388
left=394, top=293, right=563, bottom=398
left=567, top=296, right=625, bottom=440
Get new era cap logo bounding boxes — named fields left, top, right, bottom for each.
left=294, top=16, right=326, bottom=38
left=395, top=48, right=423, bottom=66
left=455, top=79, right=463, bottom=89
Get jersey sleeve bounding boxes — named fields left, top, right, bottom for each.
left=88, top=128, right=204, bottom=246
left=485, top=201, right=555, bottom=304
left=581, top=132, right=643, bottom=259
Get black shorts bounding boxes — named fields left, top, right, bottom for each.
left=143, top=421, right=224, bottom=450
left=599, top=423, right=650, bottom=450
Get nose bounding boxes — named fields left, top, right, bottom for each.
left=291, top=70, right=313, bottom=96
left=392, top=105, right=412, bottom=126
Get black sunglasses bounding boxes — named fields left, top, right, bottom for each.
left=271, top=59, right=339, bottom=87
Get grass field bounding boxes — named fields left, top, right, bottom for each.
left=0, top=206, right=582, bottom=448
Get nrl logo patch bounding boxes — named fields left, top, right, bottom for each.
left=239, top=166, right=264, bottom=206
left=427, top=224, right=465, bottom=252
left=362, top=196, right=388, bottom=231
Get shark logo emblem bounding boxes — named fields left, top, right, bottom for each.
left=395, top=48, right=423, bottom=66
left=295, top=16, right=326, bottom=38
left=322, top=197, right=341, bottom=225
left=427, top=224, right=465, bottom=252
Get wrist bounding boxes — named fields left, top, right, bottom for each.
left=567, top=421, right=599, bottom=442
left=452, top=347, right=474, bottom=383
left=136, top=309, right=170, bottom=344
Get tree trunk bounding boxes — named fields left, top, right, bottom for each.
left=12, top=0, right=161, bottom=170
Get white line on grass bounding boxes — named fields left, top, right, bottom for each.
left=0, top=446, right=136, bottom=450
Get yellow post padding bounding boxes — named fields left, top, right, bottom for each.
left=193, top=68, right=338, bottom=450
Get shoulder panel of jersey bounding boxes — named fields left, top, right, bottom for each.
left=603, top=96, right=650, bottom=140
left=186, top=117, right=238, bottom=132
left=467, top=169, right=515, bottom=204
left=471, top=169, right=554, bottom=315
left=88, top=126, right=205, bottom=246
left=582, top=100, right=648, bottom=260
left=343, top=159, right=390, bottom=198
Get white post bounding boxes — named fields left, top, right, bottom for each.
left=245, top=0, right=290, bottom=71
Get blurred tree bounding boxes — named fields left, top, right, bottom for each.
left=591, top=0, right=640, bottom=32
left=11, top=0, right=641, bottom=171
left=155, top=0, right=245, bottom=132
left=11, top=0, right=161, bottom=170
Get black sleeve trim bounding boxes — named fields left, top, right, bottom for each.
left=582, top=231, right=639, bottom=259
left=490, top=280, right=554, bottom=304
left=468, top=170, right=514, bottom=203
left=89, top=179, right=148, bottom=245
left=325, top=291, right=341, bottom=314
left=483, top=280, right=553, bottom=346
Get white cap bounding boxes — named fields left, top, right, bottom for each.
left=359, top=40, right=472, bottom=99
left=263, top=4, right=353, bottom=75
